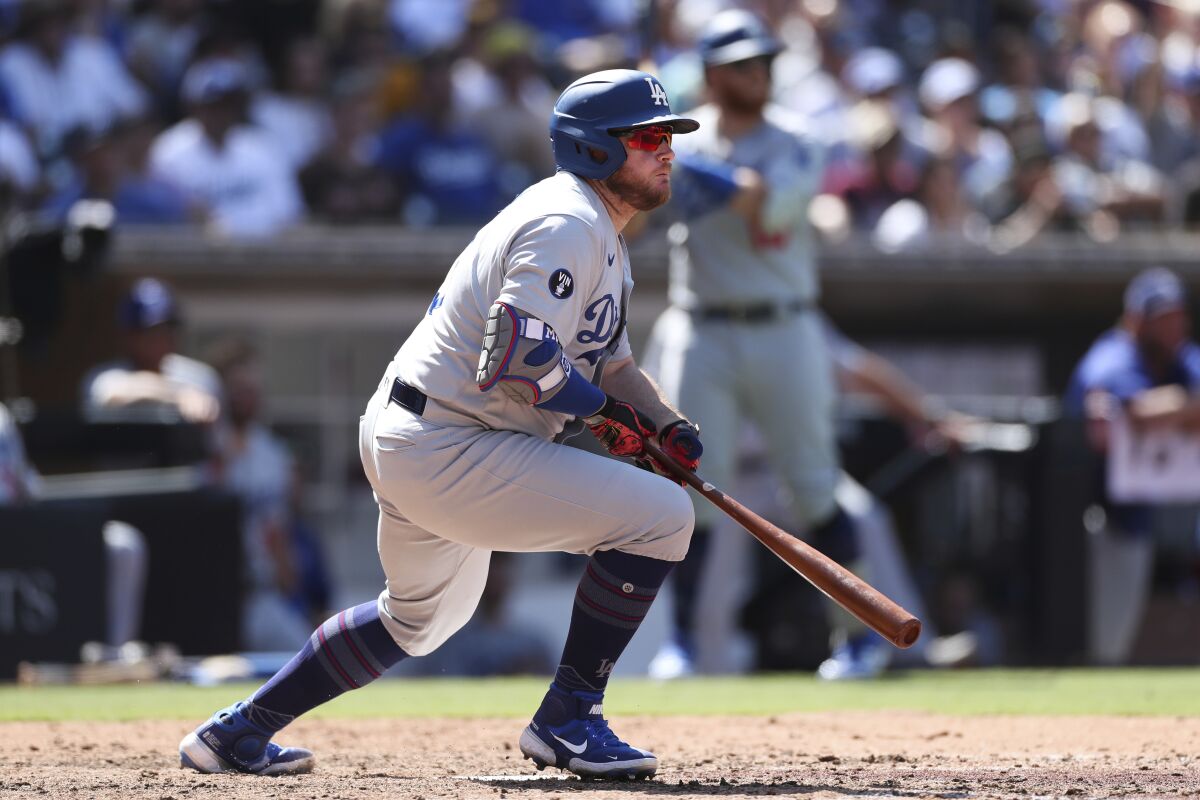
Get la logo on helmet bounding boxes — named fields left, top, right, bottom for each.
left=644, top=77, right=668, bottom=106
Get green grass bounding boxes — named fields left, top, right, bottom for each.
left=2, top=670, right=1198, bottom=722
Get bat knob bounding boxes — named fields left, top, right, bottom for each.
left=894, top=619, right=922, bottom=649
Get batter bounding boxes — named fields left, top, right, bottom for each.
left=178, top=69, right=703, bottom=781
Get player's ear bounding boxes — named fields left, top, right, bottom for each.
left=587, top=147, right=609, bottom=166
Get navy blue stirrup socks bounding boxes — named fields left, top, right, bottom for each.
left=554, top=549, right=674, bottom=693
left=242, top=601, right=409, bottom=733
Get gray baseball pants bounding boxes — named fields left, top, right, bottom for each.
left=358, top=374, right=694, bottom=656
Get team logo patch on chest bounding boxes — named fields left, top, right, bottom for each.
left=549, top=269, right=574, bottom=299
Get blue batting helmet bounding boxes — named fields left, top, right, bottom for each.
left=697, top=9, right=782, bottom=66
left=118, top=278, right=180, bottom=330
left=549, top=69, right=699, bottom=180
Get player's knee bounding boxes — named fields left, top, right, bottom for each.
left=379, top=602, right=471, bottom=657
left=641, top=485, right=695, bottom=561
left=377, top=552, right=490, bottom=657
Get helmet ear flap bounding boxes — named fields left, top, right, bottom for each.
left=550, top=128, right=625, bottom=180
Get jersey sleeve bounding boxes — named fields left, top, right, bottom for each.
left=1074, top=346, right=1145, bottom=404
left=666, top=154, right=742, bottom=222
left=496, top=215, right=599, bottom=343
left=609, top=325, right=633, bottom=363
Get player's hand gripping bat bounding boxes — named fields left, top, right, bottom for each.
left=643, top=439, right=922, bottom=649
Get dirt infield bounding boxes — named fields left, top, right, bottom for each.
left=0, top=712, right=1197, bottom=799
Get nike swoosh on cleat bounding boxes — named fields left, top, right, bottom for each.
left=550, top=732, right=588, bottom=754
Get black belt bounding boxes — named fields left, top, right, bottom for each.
left=388, top=378, right=427, bottom=416
left=694, top=299, right=812, bottom=322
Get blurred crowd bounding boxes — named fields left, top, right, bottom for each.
left=1, top=0, right=1199, bottom=243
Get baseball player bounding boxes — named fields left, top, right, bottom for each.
left=644, top=10, right=888, bottom=681
left=178, top=69, right=703, bottom=781
left=1065, top=267, right=1200, bottom=664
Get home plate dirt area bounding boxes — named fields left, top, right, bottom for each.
left=0, top=711, right=1196, bottom=799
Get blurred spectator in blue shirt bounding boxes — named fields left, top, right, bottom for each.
left=42, top=120, right=189, bottom=225
left=1066, top=268, right=1200, bottom=438
left=376, top=53, right=508, bottom=226
left=511, top=0, right=609, bottom=47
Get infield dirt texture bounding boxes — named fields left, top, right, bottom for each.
left=1, top=672, right=1197, bottom=799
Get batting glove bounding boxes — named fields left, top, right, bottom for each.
left=639, top=419, right=702, bottom=485
left=585, top=396, right=657, bottom=458
left=659, top=420, right=702, bottom=470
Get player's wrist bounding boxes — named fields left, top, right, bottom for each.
left=583, top=394, right=616, bottom=426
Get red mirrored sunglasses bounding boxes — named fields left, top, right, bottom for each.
left=621, top=124, right=673, bottom=152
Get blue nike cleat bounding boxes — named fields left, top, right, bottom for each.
left=519, top=684, right=657, bottom=780
left=179, top=702, right=315, bottom=776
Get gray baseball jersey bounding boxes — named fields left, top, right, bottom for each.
left=364, top=171, right=692, bottom=658
left=393, top=171, right=633, bottom=440
left=646, top=103, right=839, bottom=532
left=667, top=103, right=825, bottom=309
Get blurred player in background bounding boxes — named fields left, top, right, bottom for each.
left=1065, top=267, right=1200, bottom=664
left=644, top=10, right=888, bottom=681
left=81, top=278, right=221, bottom=425
left=178, top=68, right=703, bottom=780
left=646, top=304, right=981, bottom=675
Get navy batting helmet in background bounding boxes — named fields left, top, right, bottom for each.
left=549, top=69, right=699, bottom=180
left=697, top=9, right=782, bottom=66
left=119, top=278, right=180, bottom=330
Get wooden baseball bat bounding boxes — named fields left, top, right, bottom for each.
left=643, top=440, right=922, bottom=649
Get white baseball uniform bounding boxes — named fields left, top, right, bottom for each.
left=360, top=171, right=694, bottom=657
left=647, top=102, right=837, bottom=532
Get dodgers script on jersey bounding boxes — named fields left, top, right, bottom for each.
left=392, top=171, right=633, bottom=439
left=668, top=104, right=825, bottom=308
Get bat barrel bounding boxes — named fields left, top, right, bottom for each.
left=643, top=440, right=924, bottom=651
